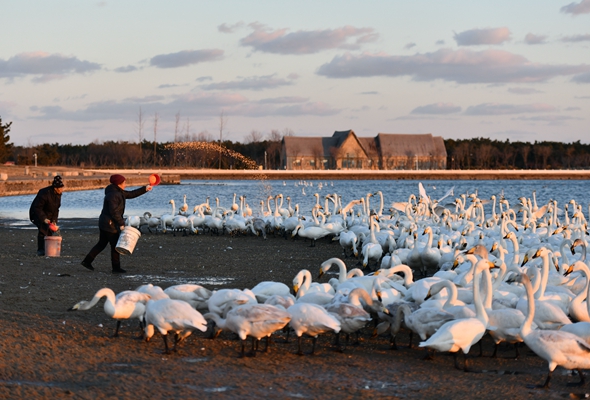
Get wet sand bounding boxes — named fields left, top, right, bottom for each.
left=0, top=219, right=588, bottom=399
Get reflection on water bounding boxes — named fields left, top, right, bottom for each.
left=0, top=179, right=587, bottom=222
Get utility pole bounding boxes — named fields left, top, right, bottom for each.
left=218, top=110, right=227, bottom=169
left=265, top=151, right=267, bottom=170
left=153, top=112, right=159, bottom=167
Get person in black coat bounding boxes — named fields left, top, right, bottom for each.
left=29, top=175, right=65, bottom=256
left=81, top=174, right=152, bottom=274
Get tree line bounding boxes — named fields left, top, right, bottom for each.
left=1, top=116, right=589, bottom=169
left=445, top=138, right=590, bottom=170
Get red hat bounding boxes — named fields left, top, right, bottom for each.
left=110, top=174, right=126, bottom=185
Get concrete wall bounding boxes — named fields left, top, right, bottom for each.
left=0, top=175, right=181, bottom=197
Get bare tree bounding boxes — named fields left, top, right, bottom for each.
left=534, top=145, right=552, bottom=169
left=244, top=130, right=263, bottom=144
left=521, top=145, right=531, bottom=169
left=267, top=129, right=282, bottom=142
left=282, top=127, right=294, bottom=137
left=183, top=118, right=191, bottom=142
left=135, top=107, right=145, bottom=167
left=477, top=144, right=494, bottom=169
left=453, top=143, right=469, bottom=169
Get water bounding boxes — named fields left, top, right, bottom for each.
left=1, top=179, right=587, bottom=224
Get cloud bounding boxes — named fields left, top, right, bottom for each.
left=435, top=40, right=445, bottom=45
left=508, top=87, right=544, bottom=94
left=513, top=115, right=581, bottom=122
left=157, top=83, right=189, bottom=89
left=240, top=23, right=378, bottom=54
left=0, top=51, right=101, bottom=81
left=524, top=33, right=548, bottom=45
left=316, top=48, right=590, bottom=84
left=561, top=34, right=590, bottom=42
left=149, top=49, right=224, bottom=69
left=114, top=65, right=139, bottom=73
left=573, top=72, right=590, bottom=82
left=30, top=91, right=340, bottom=121
left=196, top=76, right=213, bottom=82
left=258, top=96, right=308, bottom=104
left=199, top=74, right=294, bottom=91
left=360, top=91, right=379, bottom=95
left=122, top=95, right=165, bottom=103
left=453, top=27, right=511, bottom=46
left=269, top=102, right=341, bottom=116
left=561, top=0, right=590, bottom=15
left=464, top=102, right=556, bottom=115
left=404, top=42, right=416, bottom=50
left=31, top=92, right=249, bottom=121
left=218, top=22, right=244, bottom=33
left=410, top=102, right=462, bottom=114
left=565, top=106, right=581, bottom=110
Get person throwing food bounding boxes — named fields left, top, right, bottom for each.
left=29, top=175, right=65, bottom=256
left=81, top=174, right=152, bottom=274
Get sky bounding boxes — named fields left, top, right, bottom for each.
left=1, top=0, right=590, bottom=147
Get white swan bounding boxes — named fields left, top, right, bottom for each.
left=287, top=302, right=341, bottom=355
left=419, top=259, right=494, bottom=371
left=419, top=226, right=441, bottom=275
left=251, top=281, right=292, bottom=303
left=144, top=298, right=208, bottom=354
left=204, top=300, right=291, bottom=357
left=510, top=273, right=590, bottom=388
left=68, top=288, right=151, bottom=337
left=164, top=284, right=212, bottom=313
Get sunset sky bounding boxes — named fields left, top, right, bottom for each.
left=1, top=0, right=589, bottom=146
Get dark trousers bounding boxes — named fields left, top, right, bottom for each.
left=84, top=229, right=121, bottom=269
left=33, top=220, right=52, bottom=251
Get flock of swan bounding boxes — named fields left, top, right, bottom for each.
left=70, top=183, right=590, bottom=389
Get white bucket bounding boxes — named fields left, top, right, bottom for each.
left=45, top=236, right=62, bottom=257
left=116, top=227, right=141, bottom=255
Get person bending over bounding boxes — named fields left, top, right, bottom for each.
left=29, top=175, right=64, bottom=256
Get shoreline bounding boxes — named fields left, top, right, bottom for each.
left=1, top=166, right=589, bottom=197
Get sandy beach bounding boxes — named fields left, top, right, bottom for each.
left=1, top=219, right=589, bottom=399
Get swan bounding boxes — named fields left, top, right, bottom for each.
left=324, top=288, right=376, bottom=350
left=164, top=284, right=212, bottom=313
left=204, top=300, right=291, bottom=357
left=509, top=273, right=590, bottom=388
left=251, top=281, right=292, bottom=303
left=68, top=288, right=151, bottom=337
left=144, top=212, right=161, bottom=233
left=207, top=289, right=257, bottom=317
left=419, top=226, right=442, bottom=275
left=560, top=264, right=590, bottom=343
left=144, top=298, right=208, bottom=354
left=292, top=211, right=331, bottom=246
left=135, top=284, right=169, bottom=300
left=517, top=248, right=572, bottom=329
left=419, top=259, right=494, bottom=371
left=179, top=194, right=189, bottom=215
left=159, top=200, right=176, bottom=232
left=293, top=269, right=334, bottom=305
left=337, top=230, right=359, bottom=258
left=421, top=280, right=475, bottom=320
left=287, top=302, right=341, bottom=355
left=361, top=215, right=383, bottom=271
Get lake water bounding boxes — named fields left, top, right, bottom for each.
left=1, top=179, right=587, bottom=225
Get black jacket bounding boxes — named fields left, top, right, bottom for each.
left=29, top=186, right=61, bottom=225
left=98, top=184, right=148, bottom=233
